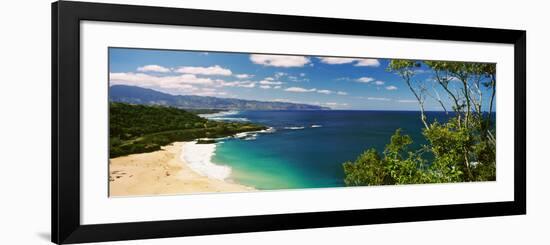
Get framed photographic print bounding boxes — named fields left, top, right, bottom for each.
left=52, top=1, right=526, bottom=244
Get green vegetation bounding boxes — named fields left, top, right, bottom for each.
left=343, top=61, right=496, bottom=185
left=109, top=102, right=266, bottom=158
left=196, top=139, right=218, bottom=144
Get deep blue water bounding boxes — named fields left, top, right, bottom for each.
left=210, top=110, right=452, bottom=190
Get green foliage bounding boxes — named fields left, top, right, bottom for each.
left=344, top=129, right=429, bottom=186
left=197, top=139, right=217, bottom=144
left=343, top=119, right=495, bottom=186
left=387, top=60, right=423, bottom=85
left=110, top=102, right=207, bottom=140
left=109, top=102, right=266, bottom=158
left=424, top=61, right=496, bottom=79
left=383, top=129, right=427, bottom=184
left=343, top=149, right=386, bottom=186
left=423, top=120, right=470, bottom=182
left=343, top=60, right=496, bottom=186
left=387, top=59, right=421, bottom=72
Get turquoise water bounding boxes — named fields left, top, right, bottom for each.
left=211, top=110, right=451, bottom=190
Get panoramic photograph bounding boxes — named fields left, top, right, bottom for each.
left=108, top=47, right=496, bottom=197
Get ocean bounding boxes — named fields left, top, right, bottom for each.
left=200, top=110, right=453, bottom=190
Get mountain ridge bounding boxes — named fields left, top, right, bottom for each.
left=109, top=85, right=331, bottom=110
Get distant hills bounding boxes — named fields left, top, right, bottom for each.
left=109, top=85, right=330, bottom=110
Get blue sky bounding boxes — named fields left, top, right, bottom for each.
left=109, top=47, right=494, bottom=111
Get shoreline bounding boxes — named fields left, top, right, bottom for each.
left=181, top=141, right=231, bottom=181
left=109, top=141, right=254, bottom=197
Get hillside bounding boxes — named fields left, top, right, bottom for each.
left=109, top=102, right=266, bottom=157
left=109, top=85, right=330, bottom=110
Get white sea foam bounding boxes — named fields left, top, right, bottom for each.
left=258, top=127, right=276, bottom=133
left=243, top=133, right=258, bottom=141
left=213, top=136, right=232, bottom=141
left=199, top=111, right=249, bottom=122
left=181, top=141, right=231, bottom=180
left=234, top=132, right=249, bottom=139
left=198, top=110, right=239, bottom=118
left=284, top=126, right=305, bottom=130
left=311, top=125, right=323, bottom=128
left=233, top=127, right=275, bottom=140
left=209, top=117, right=250, bottom=122
left=199, top=111, right=250, bottom=122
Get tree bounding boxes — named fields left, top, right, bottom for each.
left=343, top=60, right=496, bottom=185
left=423, top=61, right=496, bottom=179
left=387, top=60, right=429, bottom=129
left=344, top=129, right=429, bottom=185
left=423, top=61, right=496, bottom=129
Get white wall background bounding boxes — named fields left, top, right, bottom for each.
left=0, top=0, right=547, bottom=244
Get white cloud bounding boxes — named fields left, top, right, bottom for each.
left=259, top=80, right=283, bottom=85
left=272, top=98, right=293, bottom=103
left=355, top=59, right=380, bottom=67
left=178, top=75, right=218, bottom=84
left=217, top=80, right=256, bottom=88
left=136, top=65, right=171, bottom=73
left=324, top=102, right=349, bottom=108
left=318, top=57, right=380, bottom=67
left=238, top=82, right=256, bottom=88
left=287, top=75, right=309, bottom=82
left=318, top=57, right=358, bottom=64
left=317, top=89, right=333, bottom=95
left=175, top=65, right=232, bottom=76
left=274, top=85, right=282, bottom=89
left=325, top=102, right=347, bottom=106
left=367, top=97, right=391, bottom=101
left=272, top=98, right=310, bottom=104
left=337, top=91, right=348, bottom=95
left=284, top=87, right=335, bottom=95
left=336, top=77, right=351, bottom=81
left=285, top=87, right=317, bottom=93
left=260, top=85, right=271, bottom=89
left=250, top=54, right=310, bottom=67
left=109, top=72, right=237, bottom=96
left=374, top=80, right=385, bottom=85
left=356, top=77, right=375, bottom=83
left=195, top=90, right=228, bottom=96
left=300, top=73, right=306, bottom=77
left=397, top=99, right=417, bottom=103
left=386, top=85, right=398, bottom=90
left=235, top=74, right=253, bottom=79
left=274, top=72, right=287, bottom=78
left=110, top=72, right=214, bottom=87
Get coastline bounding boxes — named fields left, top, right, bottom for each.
left=109, top=141, right=254, bottom=197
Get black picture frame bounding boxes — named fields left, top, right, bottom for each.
left=52, top=1, right=526, bottom=244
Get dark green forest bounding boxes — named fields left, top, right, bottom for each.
left=109, top=102, right=266, bottom=157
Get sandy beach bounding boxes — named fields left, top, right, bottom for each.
left=109, top=142, right=254, bottom=197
